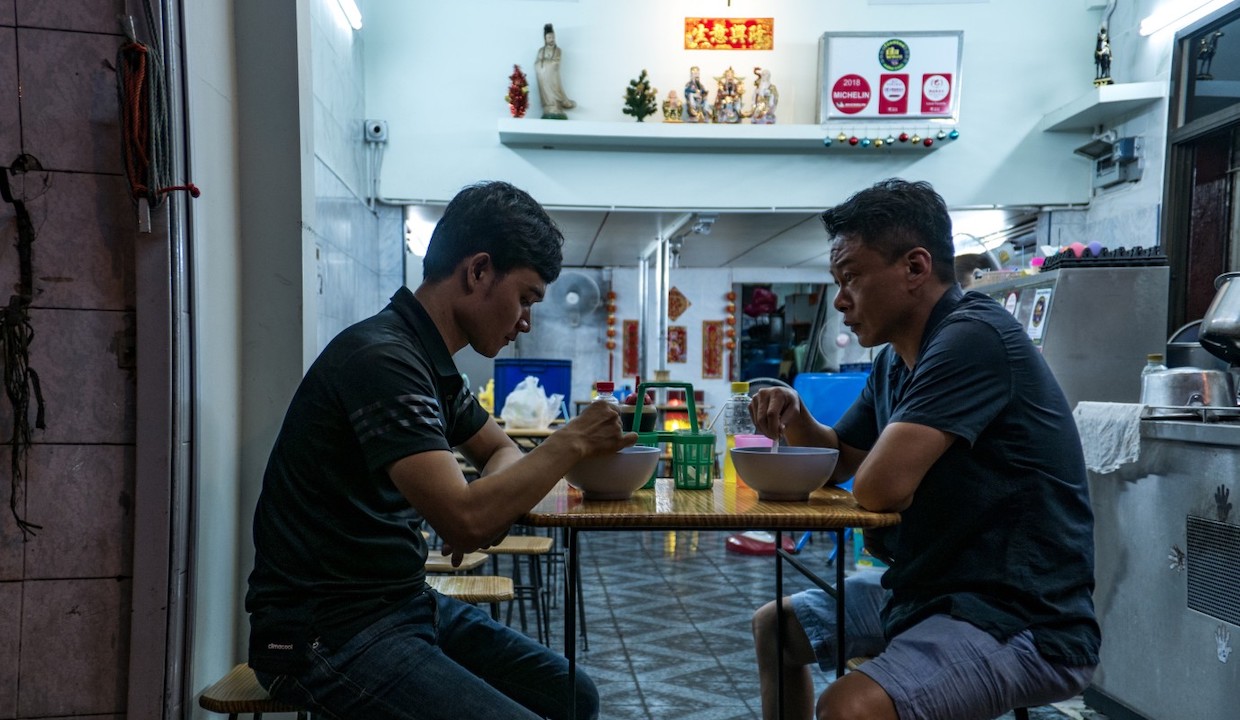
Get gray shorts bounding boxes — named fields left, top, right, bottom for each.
left=792, top=582, right=1095, bottom=720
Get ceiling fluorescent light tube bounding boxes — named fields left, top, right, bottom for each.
left=336, top=0, right=363, bottom=30
left=1139, top=0, right=1230, bottom=36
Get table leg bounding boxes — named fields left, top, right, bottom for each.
left=565, top=527, right=579, bottom=716
left=835, top=528, right=845, bottom=678
left=775, top=530, right=786, bottom=720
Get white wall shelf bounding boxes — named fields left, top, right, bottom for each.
left=497, top=117, right=955, bottom=153
left=1039, top=81, right=1166, bottom=132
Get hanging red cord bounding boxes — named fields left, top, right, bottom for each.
left=118, top=39, right=199, bottom=205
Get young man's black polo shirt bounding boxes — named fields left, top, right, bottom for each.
left=246, top=287, right=489, bottom=669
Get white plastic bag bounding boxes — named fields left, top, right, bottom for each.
left=500, top=375, right=564, bottom=429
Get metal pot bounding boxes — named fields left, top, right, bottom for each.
left=1166, top=320, right=1229, bottom=371
left=1200, top=272, right=1240, bottom=366
left=1140, top=367, right=1236, bottom=408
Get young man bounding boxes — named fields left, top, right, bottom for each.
left=246, top=181, right=633, bottom=720
left=750, top=179, right=1100, bottom=720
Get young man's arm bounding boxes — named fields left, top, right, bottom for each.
left=387, top=402, right=635, bottom=560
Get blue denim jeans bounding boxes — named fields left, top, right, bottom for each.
left=254, top=588, right=598, bottom=720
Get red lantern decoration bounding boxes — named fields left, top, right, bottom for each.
left=606, top=290, right=617, bottom=301
left=726, top=291, right=736, bottom=301
left=725, top=327, right=735, bottom=338
left=725, top=316, right=735, bottom=326
left=725, top=340, right=735, bottom=350
left=725, top=303, right=735, bottom=313
left=606, top=340, right=616, bottom=350
left=606, top=327, right=616, bottom=338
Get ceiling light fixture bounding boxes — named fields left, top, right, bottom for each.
left=1139, top=0, right=1230, bottom=36
left=336, top=0, right=363, bottom=30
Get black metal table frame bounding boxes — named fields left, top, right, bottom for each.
left=560, top=527, right=847, bottom=718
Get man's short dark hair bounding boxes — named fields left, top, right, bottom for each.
left=422, top=181, right=564, bottom=284
left=821, top=178, right=955, bottom=284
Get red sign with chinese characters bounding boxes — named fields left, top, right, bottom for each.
left=684, top=18, right=774, bottom=50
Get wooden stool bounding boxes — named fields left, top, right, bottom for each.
left=427, top=574, right=514, bottom=620
left=846, top=657, right=1030, bottom=720
left=198, top=663, right=310, bottom=719
left=424, top=551, right=489, bottom=574
left=488, top=535, right=553, bottom=645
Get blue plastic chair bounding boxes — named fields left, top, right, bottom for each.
left=791, top=372, right=869, bottom=563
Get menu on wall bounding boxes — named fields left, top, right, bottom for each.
left=817, top=31, right=963, bottom=123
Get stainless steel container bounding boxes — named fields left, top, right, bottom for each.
left=1140, top=367, right=1236, bottom=408
left=1200, top=271, right=1240, bottom=366
left=1165, top=320, right=1228, bottom=370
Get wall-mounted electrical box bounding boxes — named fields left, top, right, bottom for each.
left=1074, top=136, right=1142, bottom=190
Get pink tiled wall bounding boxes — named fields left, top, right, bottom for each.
left=0, top=0, right=137, bottom=717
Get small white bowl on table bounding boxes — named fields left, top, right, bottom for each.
left=730, top=446, right=840, bottom=501
left=565, top=445, right=661, bottom=500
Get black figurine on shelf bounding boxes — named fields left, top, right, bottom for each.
left=1094, top=26, right=1113, bottom=86
left=1197, top=31, right=1224, bottom=80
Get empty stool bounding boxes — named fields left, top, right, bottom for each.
left=198, top=663, right=310, bottom=719
left=427, top=574, right=514, bottom=620
left=424, top=550, right=489, bottom=574
left=488, top=534, right=553, bottom=645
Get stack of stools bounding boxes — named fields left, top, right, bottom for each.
left=487, top=534, right=554, bottom=645
left=423, top=530, right=514, bottom=621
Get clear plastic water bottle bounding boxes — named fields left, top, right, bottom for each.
left=722, top=381, right=755, bottom=484
left=1142, top=353, right=1167, bottom=376
left=595, top=381, right=619, bottom=406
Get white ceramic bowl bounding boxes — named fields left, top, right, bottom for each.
left=730, top=447, right=840, bottom=501
left=565, top=446, right=661, bottom=500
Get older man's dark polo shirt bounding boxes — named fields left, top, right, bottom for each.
left=835, top=285, right=1101, bottom=666
left=246, top=288, right=489, bottom=670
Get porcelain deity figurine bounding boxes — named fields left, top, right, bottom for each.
left=749, top=66, right=779, bottom=124
left=535, top=23, right=576, bottom=119
left=683, top=66, right=710, bottom=123
left=713, top=66, right=746, bottom=124
left=662, top=90, right=684, bottom=122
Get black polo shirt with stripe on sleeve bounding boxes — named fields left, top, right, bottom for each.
left=246, top=287, right=489, bottom=663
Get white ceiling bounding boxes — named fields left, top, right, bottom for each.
left=405, top=206, right=1038, bottom=269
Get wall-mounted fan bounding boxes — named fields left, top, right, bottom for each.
left=549, top=271, right=602, bottom=327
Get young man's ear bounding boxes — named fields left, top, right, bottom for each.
left=464, top=253, right=492, bottom=290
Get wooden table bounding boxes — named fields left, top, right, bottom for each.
left=520, top=478, right=900, bottom=716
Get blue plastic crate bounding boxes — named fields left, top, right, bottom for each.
left=493, top=358, right=572, bottom=418
left=792, top=371, right=869, bottom=425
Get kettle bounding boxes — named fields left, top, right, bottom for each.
left=1200, top=272, right=1240, bottom=366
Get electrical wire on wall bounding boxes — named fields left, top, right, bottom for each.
left=0, top=157, right=48, bottom=539
left=116, top=1, right=199, bottom=231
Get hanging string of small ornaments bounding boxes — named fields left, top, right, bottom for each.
left=725, top=290, right=737, bottom=382
left=605, top=290, right=618, bottom=381
left=822, top=127, right=960, bottom=148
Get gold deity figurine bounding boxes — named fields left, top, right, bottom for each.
left=662, top=90, right=684, bottom=122
left=713, top=66, right=746, bottom=124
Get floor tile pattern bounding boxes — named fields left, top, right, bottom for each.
left=520, top=529, right=1108, bottom=720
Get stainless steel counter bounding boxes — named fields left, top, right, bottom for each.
left=1089, top=419, right=1240, bottom=720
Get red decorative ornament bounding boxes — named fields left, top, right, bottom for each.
left=605, top=340, right=616, bottom=350
left=725, top=327, right=735, bottom=338
left=848, top=136, right=859, bottom=146
left=505, top=65, right=530, bottom=118
left=725, top=340, right=735, bottom=350
left=606, top=327, right=616, bottom=338
left=725, top=303, right=735, bottom=313
left=899, top=132, right=909, bottom=142
left=923, top=137, right=934, bottom=147
left=726, top=291, right=736, bottom=301
left=725, top=316, right=735, bottom=326
left=606, top=290, right=617, bottom=301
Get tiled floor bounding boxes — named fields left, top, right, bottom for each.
left=517, top=529, right=1108, bottom=720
